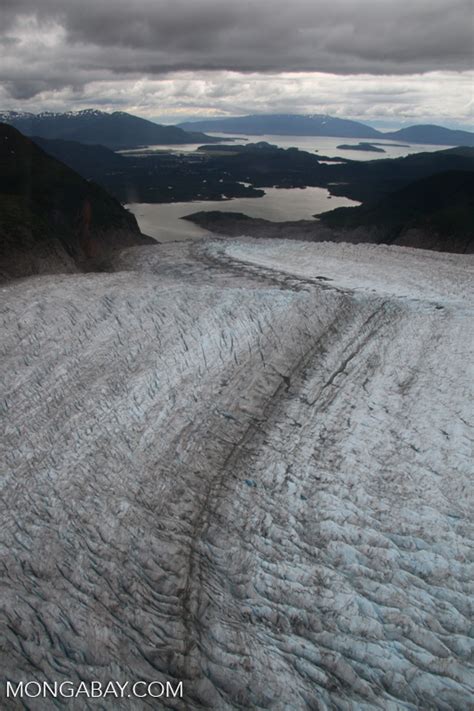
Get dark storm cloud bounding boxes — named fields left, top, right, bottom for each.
left=1, top=0, right=473, bottom=99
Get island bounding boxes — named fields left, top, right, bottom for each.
left=336, top=142, right=386, bottom=153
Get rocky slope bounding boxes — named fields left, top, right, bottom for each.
left=0, top=123, right=154, bottom=281
left=1, top=238, right=472, bottom=709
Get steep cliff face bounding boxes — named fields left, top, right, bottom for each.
left=0, top=123, right=154, bottom=281
left=1, top=238, right=472, bottom=709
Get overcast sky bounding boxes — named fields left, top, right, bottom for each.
left=1, top=0, right=472, bottom=128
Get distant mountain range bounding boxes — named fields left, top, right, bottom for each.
left=0, top=109, right=221, bottom=150
left=180, top=114, right=380, bottom=139
left=0, top=123, right=153, bottom=280
left=178, top=114, right=474, bottom=146
left=3, top=110, right=471, bottom=150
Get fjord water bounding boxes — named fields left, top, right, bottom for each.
left=127, top=186, right=359, bottom=242
left=120, top=134, right=451, bottom=161
left=206, top=133, right=452, bottom=161
left=126, top=134, right=450, bottom=241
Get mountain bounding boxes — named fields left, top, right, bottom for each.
left=179, top=113, right=474, bottom=146
left=5, top=110, right=471, bottom=148
left=179, top=113, right=380, bottom=138
left=324, top=146, right=474, bottom=203
left=31, top=136, right=127, bottom=179
left=0, top=123, right=154, bottom=280
left=319, top=170, right=474, bottom=253
left=0, top=109, right=221, bottom=150
left=385, top=125, right=474, bottom=146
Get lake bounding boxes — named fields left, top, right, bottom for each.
left=127, top=187, right=359, bottom=242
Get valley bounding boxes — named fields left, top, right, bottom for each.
left=1, top=0, right=473, bottom=707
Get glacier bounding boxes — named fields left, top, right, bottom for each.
left=0, top=238, right=472, bottom=709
